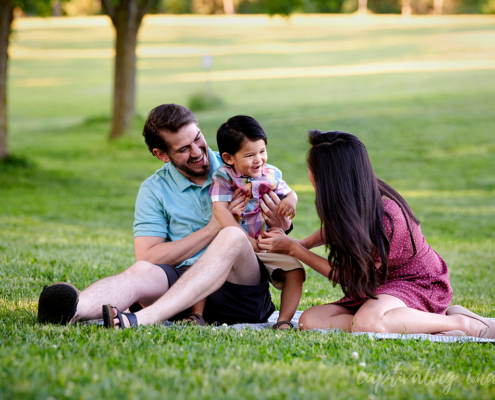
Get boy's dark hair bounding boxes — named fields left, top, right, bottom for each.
left=143, top=104, right=198, bottom=155
left=217, top=115, right=267, bottom=158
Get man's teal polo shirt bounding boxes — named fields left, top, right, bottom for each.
left=133, top=148, right=223, bottom=268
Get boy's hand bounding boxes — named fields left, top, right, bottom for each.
left=278, top=197, right=296, bottom=219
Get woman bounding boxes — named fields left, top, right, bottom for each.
left=258, top=130, right=494, bottom=337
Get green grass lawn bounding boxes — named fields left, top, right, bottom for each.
left=1, top=14, right=495, bottom=399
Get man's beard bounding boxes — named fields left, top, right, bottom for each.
left=171, top=149, right=210, bottom=178
left=176, top=163, right=210, bottom=178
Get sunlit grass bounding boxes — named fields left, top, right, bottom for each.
left=1, top=14, right=494, bottom=400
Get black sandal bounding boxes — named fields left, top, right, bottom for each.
left=272, top=321, right=294, bottom=330
left=180, top=312, right=206, bottom=326
left=102, top=304, right=139, bottom=329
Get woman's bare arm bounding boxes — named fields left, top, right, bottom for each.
left=257, top=229, right=336, bottom=281
left=299, top=228, right=326, bottom=249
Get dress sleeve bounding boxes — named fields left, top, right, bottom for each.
left=133, top=182, right=169, bottom=239
left=209, top=166, right=234, bottom=202
left=383, top=199, right=414, bottom=262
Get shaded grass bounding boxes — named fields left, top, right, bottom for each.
left=1, top=15, right=495, bottom=400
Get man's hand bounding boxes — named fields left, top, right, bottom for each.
left=227, top=188, right=247, bottom=216
left=260, top=191, right=291, bottom=232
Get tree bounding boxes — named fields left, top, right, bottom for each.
left=0, top=0, right=53, bottom=161
left=358, top=0, right=368, bottom=14
left=223, top=0, right=235, bottom=13
left=0, top=0, right=12, bottom=160
left=101, top=0, right=156, bottom=139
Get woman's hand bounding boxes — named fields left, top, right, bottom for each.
left=257, top=228, right=295, bottom=255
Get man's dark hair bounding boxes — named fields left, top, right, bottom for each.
left=143, top=104, right=198, bottom=155
left=217, top=115, right=267, bottom=158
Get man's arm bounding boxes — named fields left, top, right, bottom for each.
left=135, top=216, right=221, bottom=265
left=134, top=187, right=248, bottom=265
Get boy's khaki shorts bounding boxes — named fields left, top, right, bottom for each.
left=257, top=253, right=306, bottom=290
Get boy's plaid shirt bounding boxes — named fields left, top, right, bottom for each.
left=209, top=163, right=292, bottom=239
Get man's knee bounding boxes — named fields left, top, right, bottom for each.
left=126, top=260, right=163, bottom=278
left=216, top=226, right=248, bottom=244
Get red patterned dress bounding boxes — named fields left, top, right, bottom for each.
left=333, top=199, right=453, bottom=314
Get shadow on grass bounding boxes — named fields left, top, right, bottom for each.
left=0, top=155, right=36, bottom=171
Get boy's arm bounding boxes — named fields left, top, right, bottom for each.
left=213, top=201, right=260, bottom=252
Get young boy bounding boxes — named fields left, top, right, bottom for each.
left=204, top=115, right=305, bottom=329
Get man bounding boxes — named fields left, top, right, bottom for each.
left=38, top=104, right=292, bottom=328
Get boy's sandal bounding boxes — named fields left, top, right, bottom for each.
left=180, top=313, right=206, bottom=326
left=102, top=304, right=138, bottom=329
left=272, top=321, right=294, bottom=330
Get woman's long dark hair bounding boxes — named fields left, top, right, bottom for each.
left=307, top=130, right=419, bottom=302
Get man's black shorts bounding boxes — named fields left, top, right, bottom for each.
left=155, top=257, right=276, bottom=326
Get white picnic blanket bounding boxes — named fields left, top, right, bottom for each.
left=225, top=311, right=495, bottom=343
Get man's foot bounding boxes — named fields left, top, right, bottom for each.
left=38, top=282, right=79, bottom=325
left=102, top=305, right=138, bottom=329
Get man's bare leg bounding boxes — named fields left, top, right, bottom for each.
left=115, top=227, right=260, bottom=327
left=71, top=261, right=170, bottom=322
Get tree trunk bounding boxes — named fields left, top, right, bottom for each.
left=357, top=0, right=367, bottom=15
left=0, top=0, right=12, bottom=160
left=108, top=0, right=140, bottom=139
left=223, top=0, right=235, bottom=14
left=433, top=0, right=443, bottom=14
left=401, top=0, right=412, bottom=16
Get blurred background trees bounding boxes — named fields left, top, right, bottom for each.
left=157, top=0, right=494, bottom=14
left=1, top=0, right=58, bottom=160
left=0, top=0, right=492, bottom=158
left=100, top=0, right=157, bottom=139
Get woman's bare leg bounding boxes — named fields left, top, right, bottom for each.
left=299, top=304, right=355, bottom=331
left=352, top=294, right=487, bottom=336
